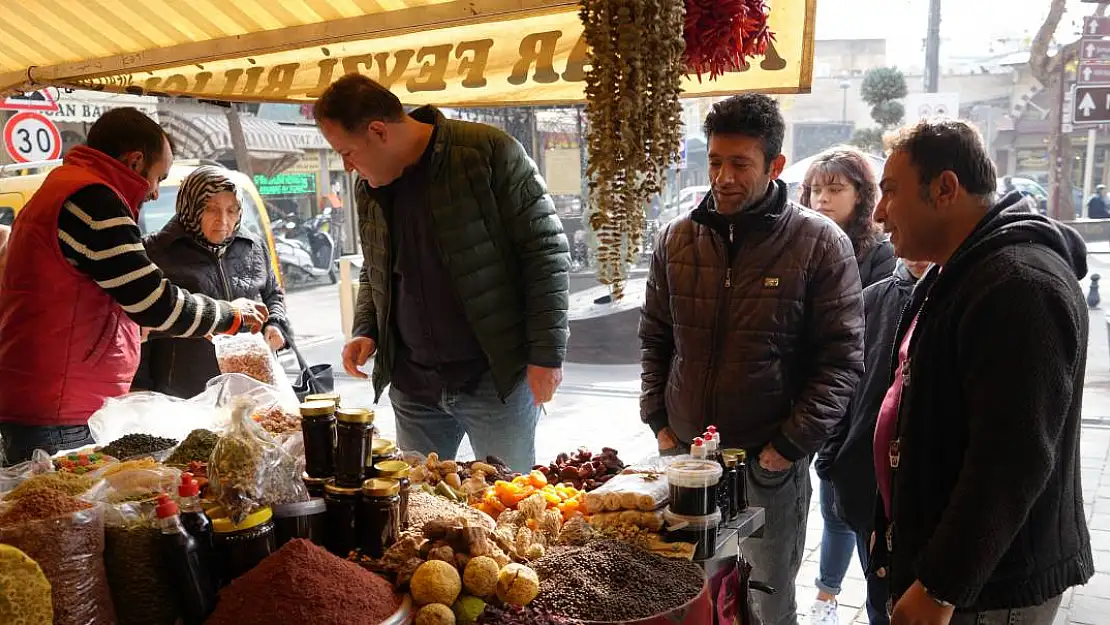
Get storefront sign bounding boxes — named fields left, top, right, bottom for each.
left=43, top=93, right=158, bottom=123
left=253, top=172, right=317, bottom=196
left=65, top=4, right=813, bottom=105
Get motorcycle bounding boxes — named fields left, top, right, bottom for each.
left=275, top=216, right=338, bottom=288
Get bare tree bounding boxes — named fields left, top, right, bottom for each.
left=1030, top=0, right=1108, bottom=219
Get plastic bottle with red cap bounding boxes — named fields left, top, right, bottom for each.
left=178, top=473, right=213, bottom=549
left=691, top=436, right=707, bottom=460
left=157, top=493, right=217, bottom=624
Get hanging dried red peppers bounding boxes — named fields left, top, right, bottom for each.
left=684, top=0, right=775, bottom=81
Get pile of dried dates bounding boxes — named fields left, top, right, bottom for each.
left=534, top=447, right=625, bottom=492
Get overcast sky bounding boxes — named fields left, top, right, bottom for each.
left=814, top=0, right=1096, bottom=67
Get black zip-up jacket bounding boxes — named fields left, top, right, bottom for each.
left=640, top=180, right=864, bottom=458
left=816, top=261, right=918, bottom=532
left=872, top=193, right=1093, bottom=611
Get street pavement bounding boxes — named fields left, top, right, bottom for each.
left=283, top=263, right=1110, bottom=624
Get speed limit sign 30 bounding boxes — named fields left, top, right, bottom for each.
left=4, top=112, right=61, bottom=163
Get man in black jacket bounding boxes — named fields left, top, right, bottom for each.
left=872, top=119, right=1093, bottom=625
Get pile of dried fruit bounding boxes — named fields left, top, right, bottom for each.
left=474, top=472, right=583, bottom=522
left=535, top=447, right=625, bottom=492
left=580, top=0, right=686, bottom=297
left=53, top=452, right=114, bottom=475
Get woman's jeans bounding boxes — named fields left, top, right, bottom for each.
left=818, top=478, right=889, bottom=625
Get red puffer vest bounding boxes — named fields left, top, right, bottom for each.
left=0, top=146, right=149, bottom=426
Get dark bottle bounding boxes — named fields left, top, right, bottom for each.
left=324, top=481, right=362, bottom=557
left=300, top=399, right=337, bottom=479
left=721, top=454, right=739, bottom=523
left=734, top=449, right=749, bottom=513
left=156, top=494, right=217, bottom=625
left=334, top=408, right=375, bottom=488
left=178, top=473, right=213, bottom=549
left=358, top=478, right=401, bottom=558
left=374, top=461, right=411, bottom=529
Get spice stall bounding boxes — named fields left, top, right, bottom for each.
left=0, top=0, right=813, bottom=623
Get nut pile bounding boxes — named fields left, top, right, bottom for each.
left=100, top=433, right=177, bottom=460
left=216, top=337, right=280, bottom=385
left=251, top=405, right=300, bottom=436
left=531, top=539, right=704, bottom=622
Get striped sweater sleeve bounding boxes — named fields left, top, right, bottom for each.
left=58, top=184, right=238, bottom=337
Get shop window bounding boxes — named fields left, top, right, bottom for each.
left=0, top=206, right=13, bottom=226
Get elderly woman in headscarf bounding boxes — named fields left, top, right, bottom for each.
left=132, top=165, right=290, bottom=397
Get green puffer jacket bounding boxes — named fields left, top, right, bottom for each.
left=353, top=106, right=570, bottom=402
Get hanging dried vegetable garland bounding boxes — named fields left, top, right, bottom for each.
left=580, top=0, right=686, bottom=299
left=684, top=0, right=775, bottom=81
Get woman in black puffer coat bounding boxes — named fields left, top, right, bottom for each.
left=132, top=166, right=291, bottom=398
left=799, top=146, right=895, bottom=625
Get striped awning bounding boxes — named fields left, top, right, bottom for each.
left=0, top=0, right=816, bottom=105
left=160, top=107, right=303, bottom=176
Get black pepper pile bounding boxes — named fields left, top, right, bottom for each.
left=530, top=540, right=704, bottom=622
left=100, top=434, right=177, bottom=460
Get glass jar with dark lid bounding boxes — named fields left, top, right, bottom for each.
left=367, top=438, right=402, bottom=477
left=374, top=460, right=411, bottom=529
left=358, top=478, right=401, bottom=559
left=305, top=392, right=341, bottom=408
left=300, top=400, right=337, bottom=479
left=303, top=474, right=328, bottom=499
left=334, top=408, right=375, bottom=487
left=324, top=481, right=362, bottom=558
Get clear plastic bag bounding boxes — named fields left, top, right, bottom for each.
left=213, top=334, right=297, bottom=406
left=86, top=463, right=181, bottom=504
left=88, top=391, right=224, bottom=446
left=102, top=502, right=180, bottom=625
left=0, top=449, right=53, bottom=496
left=209, top=397, right=308, bottom=524
left=0, top=505, right=117, bottom=625
left=583, top=472, right=669, bottom=513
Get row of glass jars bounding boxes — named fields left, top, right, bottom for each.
left=300, top=393, right=377, bottom=487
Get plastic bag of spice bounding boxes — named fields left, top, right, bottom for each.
left=102, top=501, right=180, bottom=625
left=213, top=334, right=298, bottom=407
left=0, top=502, right=117, bottom=625
left=209, top=397, right=309, bottom=524
left=0, top=449, right=53, bottom=496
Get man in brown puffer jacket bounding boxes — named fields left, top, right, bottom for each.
left=640, top=94, right=865, bottom=625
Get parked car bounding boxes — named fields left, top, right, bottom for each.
left=999, top=177, right=1049, bottom=215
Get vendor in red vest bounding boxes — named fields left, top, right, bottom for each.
left=0, top=107, right=268, bottom=465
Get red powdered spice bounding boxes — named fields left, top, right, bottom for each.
left=207, top=539, right=401, bottom=625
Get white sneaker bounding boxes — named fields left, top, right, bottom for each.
left=808, top=599, right=840, bottom=625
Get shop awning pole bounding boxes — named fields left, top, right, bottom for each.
left=225, top=105, right=254, bottom=175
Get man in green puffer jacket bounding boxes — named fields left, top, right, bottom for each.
left=315, top=75, right=570, bottom=472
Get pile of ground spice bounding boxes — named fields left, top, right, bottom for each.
left=0, top=489, right=93, bottom=525
left=4, top=472, right=95, bottom=501
left=408, top=490, right=494, bottom=532
left=206, top=539, right=401, bottom=625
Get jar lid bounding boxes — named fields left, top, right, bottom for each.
left=722, top=454, right=738, bottom=468
left=663, top=507, right=722, bottom=530
left=325, top=481, right=363, bottom=496
left=305, top=392, right=341, bottom=406
left=300, top=400, right=336, bottom=417
left=362, top=478, right=401, bottom=497
left=337, top=407, right=374, bottom=424
left=371, top=438, right=397, bottom=455
left=212, top=507, right=274, bottom=533
left=375, top=460, right=411, bottom=479
left=303, top=475, right=329, bottom=486
left=273, top=498, right=327, bottom=518
left=720, top=448, right=747, bottom=461
left=666, top=459, right=723, bottom=488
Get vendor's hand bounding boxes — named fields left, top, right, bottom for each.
left=657, top=427, right=679, bottom=451
left=759, top=444, right=791, bottom=472
left=343, top=337, right=376, bottom=379
left=891, top=581, right=954, bottom=625
left=527, top=364, right=562, bottom=405
left=140, top=328, right=151, bottom=343
left=232, top=298, right=269, bottom=333
left=264, top=325, right=285, bottom=351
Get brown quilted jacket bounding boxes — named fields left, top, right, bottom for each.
left=639, top=180, right=865, bottom=460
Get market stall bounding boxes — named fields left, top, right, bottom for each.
left=0, top=370, right=765, bottom=625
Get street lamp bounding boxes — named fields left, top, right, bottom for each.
left=839, top=80, right=852, bottom=123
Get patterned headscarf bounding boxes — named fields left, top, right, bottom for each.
left=175, top=166, right=241, bottom=253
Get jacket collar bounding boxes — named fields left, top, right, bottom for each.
left=691, top=179, right=789, bottom=232
left=408, top=105, right=449, bottom=179
left=63, top=146, right=150, bottom=218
